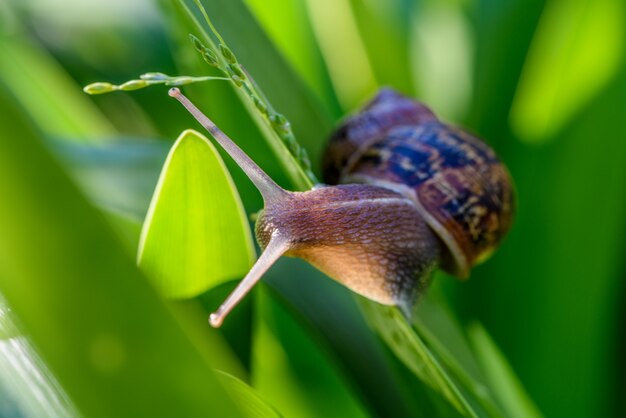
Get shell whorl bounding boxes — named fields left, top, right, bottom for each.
left=323, top=88, right=437, bottom=185
left=322, top=89, right=514, bottom=278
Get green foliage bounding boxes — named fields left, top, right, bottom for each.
left=510, top=0, right=624, bottom=141
left=360, top=303, right=477, bottom=416
left=217, top=371, right=281, bottom=418
left=251, top=287, right=369, bottom=418
left=0, top=34, right=115, bottom=140
left=0, top=295, right=79, bottom=417
left=0, top=83, right=245, bottom=418
left=166, top=0, right=322, bottom=189
left=0, top=0, right=624, bottom=417
left=138, top=129, right=255, bottom=298
left=467, top=323, right=542, bottom=418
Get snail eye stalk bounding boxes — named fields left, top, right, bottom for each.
left=168, top=88, right=293, bottom=328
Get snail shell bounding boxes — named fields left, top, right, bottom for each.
left=323, top=88, right=514, bottom=279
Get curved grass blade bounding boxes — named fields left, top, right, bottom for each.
left=217, top=370, right=282, bottom=418
left=359, top=301, right=477, bottom=417
left=414, top=290, right=506, bottom=417
left=468, top=323, right=542, bottom=418
left=138, top=129, right=255, bottom=299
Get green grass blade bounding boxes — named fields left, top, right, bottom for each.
left=414, top=290, right=506, bottom=417
left=467, top=323, right=542, bottom=418
left=252, top=286, right=368, bottom=418
left=264, top=256, right=435, bottom=417
left=350, top=0, right=415, bottom=94
left=467, top=0, right=545, bottom=138
left=192, top=0, right=335, bottom=156
left=0, top=298, right=79, bottom=417
left=165, top=0, right=331, bottom=189
left=509, top=0, right=624, bottom=142
left=0, top=82, right=244, bottom=418
left=360, top=301, right=478, bottom=417
left=305, top=0, right=378, bottom=110
left=245, top=0, right=342, bottom=118
left=138, top=129, right=255, bottom=298
left=49, top=138, right=168, bottom=255
left=217, top=370, right=281, bottom=418
left=0, top=33, right=116, bottom=140
left=410, top=2, right=475, bottom=120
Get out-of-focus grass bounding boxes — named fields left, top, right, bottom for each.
left=0, top=35, right=116, bottom=140
left=463, top=1, right=626, bottom=417
left=0, top=82, right=246, bottom=418
left=0, top=0, right=624, bottom=417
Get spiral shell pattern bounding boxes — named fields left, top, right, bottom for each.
left=323, top=89, right=514, bottom=277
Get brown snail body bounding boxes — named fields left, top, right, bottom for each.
left=255, top=183, right=442, bottom=311
left=168, top=87, right=514, bottom=327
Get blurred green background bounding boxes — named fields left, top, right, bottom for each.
left=0, top=0, right=625, bottom=417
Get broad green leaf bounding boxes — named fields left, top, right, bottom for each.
left=467, top=323, right=542, bottom=418
left=217, top=370, right=281, bottom=418
left=510, top=0, right=624, bottom=142
left=0, top=82, right=244, bottom=418
left=138, top=129, right=255, bottom=298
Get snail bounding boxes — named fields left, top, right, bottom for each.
left=168, top=87, right=514, bottom=328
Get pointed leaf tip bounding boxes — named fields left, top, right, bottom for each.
left=138, top=129, right=255, bottom=299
